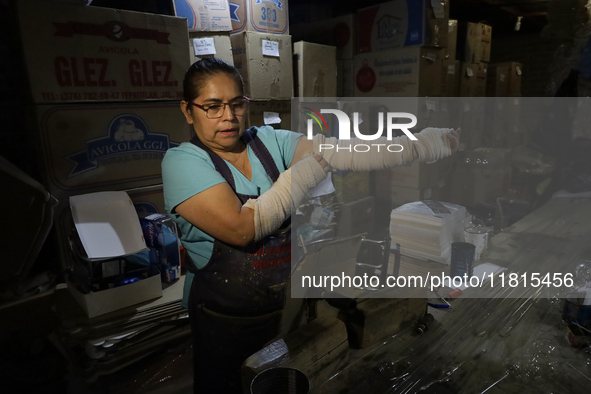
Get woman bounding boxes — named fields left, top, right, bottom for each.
left=162, top=58, right=460, bottom=393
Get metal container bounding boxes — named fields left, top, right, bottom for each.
left=251, top=367, right=310, bottom=394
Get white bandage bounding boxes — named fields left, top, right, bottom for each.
left=243, top=156, right=327, bottom=241
left=313, top=127, right=454, bottom=171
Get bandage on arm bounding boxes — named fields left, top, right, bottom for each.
left=313, top=127, right=454, bottom=171
left=243, top=156, right=326, bottom=241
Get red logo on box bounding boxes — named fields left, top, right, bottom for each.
left=53, top=21, right=170, bottom=44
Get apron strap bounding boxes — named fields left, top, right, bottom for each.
left=189, top=127, right=281, bottom=189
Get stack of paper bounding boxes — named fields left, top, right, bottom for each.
left=389, top=201, right=468, bottom=265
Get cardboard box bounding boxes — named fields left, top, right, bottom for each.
left=459, top=63, right=488, bottom=97
left=229, top=0, right=289, bottom=35
left=246, top=100, right=291, bottom=130
left=126, top=184, right=167, bottom=218
left=444, top=19, right=458, bottom=60
left=293, top=41, right=337, bottom=97
left=353, top=47, right=443, bottom=97
left=33, top=102, right=191, bottom=196
left=172, top=0, right=232, bottom=32
left=18, top=0, right=189, bottom=104
left=188, top=32, right=234, bottom=65
left=457, top=22, right=492, bottom=63
left=67, top=274, right=162, bottom=318
left=290, top=14, right=357, bottom=60
left=231, top=32, right=293, bottom=99
left=337, top=60, right=355, bottom=97
left=357, top=0, right=449, bottom=53
left=487, top=62, right=523, bottom=97
left=441, top=60, right=459, bottom=97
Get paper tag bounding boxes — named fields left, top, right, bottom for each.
left=431, top=0, right=445, bottom=19
left=500, top=74, right=506, bottom=82
left=263, top=111, right=281, bottom=125
left=193, top=37, right=216, bottom=56
left=447, top=65, right=455, bottom=74
left=516, top=66, right=522, bottom=76
left=466, top=67, right=474, bottom=77
left=426, top=100, right=436, bottom=111
left=464, top=102, right=470, bottom=112
left=262, top=40, right=280, bottom=57
left=423, top=52, right=437, bottom=62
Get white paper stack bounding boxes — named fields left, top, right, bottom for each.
left=389, top=201, right=468, bottom=265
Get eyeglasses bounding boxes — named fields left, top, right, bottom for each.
left=188, top=97, right=250, bottom=119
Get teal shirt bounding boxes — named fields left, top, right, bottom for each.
left=162, top=126, right=303, bottom=308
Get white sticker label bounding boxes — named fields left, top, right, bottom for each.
left=431, top=0, right=445, bottom=19
left=516, top=66, right=522, bottom=76
left=466, top=67, right=474, bottom=77
left=447, top=65, right=455, bottom=74
left=193, top=37, right=216, bottom=56
left=424, top=52, right=437, bottom=62
left=464, top=102, right=470, bottom=112
left=263, top=111, right=281, bottom=125
left=500, top=74, right=506, bottom=82
left=262, top=40, right=280, bottom=57
left=426, top=100, right=436, bottom=111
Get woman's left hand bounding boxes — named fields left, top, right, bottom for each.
left=446, top=128, right=461, bottom=153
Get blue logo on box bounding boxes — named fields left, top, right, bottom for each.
left=255, top=0, right=283, bottom=10
left=66, top=114, right=179, bottom=177
left=229, top=2, right=241, bottom=23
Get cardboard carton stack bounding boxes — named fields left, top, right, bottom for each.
left=172, top=0, right=235, bottom=65
left=17, top=0, right=192, bottom=268
left=291, top=14, right=356, bottom=97
left=456, top=22, right=492, bottom=97
left=227, top=1, right=293, bottom=130
left=353, top=0, right=450, bottom=98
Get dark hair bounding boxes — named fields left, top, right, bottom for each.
left=183, top=58, right=244, bottom=104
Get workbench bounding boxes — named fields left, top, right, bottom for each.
left=311, top=196, right=591, bottom=393
left=245, top=197, right=591, bottom=393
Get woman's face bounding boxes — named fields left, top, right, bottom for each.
left=181, top=73, right=246, bottom=152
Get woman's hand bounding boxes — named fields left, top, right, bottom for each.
left=312, top=154, right=331, bottom=174
left=446, top=128, right=461, bottom=153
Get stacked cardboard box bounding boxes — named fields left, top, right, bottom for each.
left=221, top=1, right=293, bottom=129
left=18, top=0, right=192, bottom=267
left=457, top=22, right=492, bottom=97
left=487, top=62, right=523, bottom=97
left=293, top=42, right=338, bottom=97
left=171, top=0, right=235, bottom=65
left=353, top=0, right=450, bottom=98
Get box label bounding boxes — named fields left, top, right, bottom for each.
left=193, top=37, right=217, bottom=55
left=262, top=39, right=279, bottom=57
